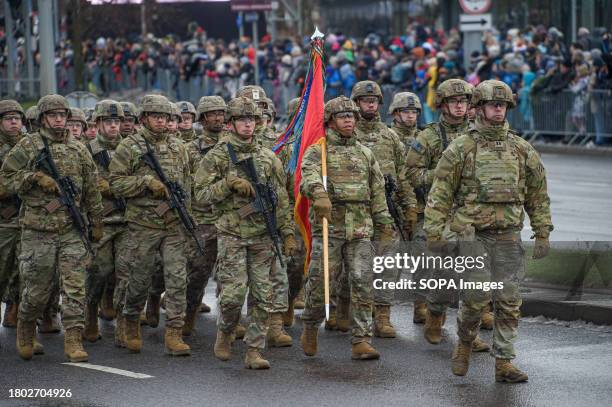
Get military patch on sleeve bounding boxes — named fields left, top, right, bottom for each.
left=411, top=140, right=424, bottom=154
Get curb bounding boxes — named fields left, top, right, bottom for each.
left=520, top=298, right=612, bottom=325
left=533, top=143, right=612, bottom=157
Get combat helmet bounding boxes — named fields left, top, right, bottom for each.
left=324, top=96, right=360, bottom=123
left=227, top=97, right=259, bottom=120
left=120, top=101, right=139, bottom=121
left=286, top=97, right=301, bottom=118
left=388, top=92, right=422, bottom=115
left=350, top=80, right=383, bottom=103
left=197, top=96, right=227, bottom=120
left=170, top=103, right=182, bottom=122
left=237, top=85, right=267, bottom=102
left=178, top=101, right=197, bottom=119
left=434, top=79, right=473, bottom=109
left=0, top=99, right=25, bottom=119
left=139, top=94, right=172, bottom=118
left=37, top=94, right=70, bottom=121
left=472, top=80, right=516, bottom=109
left=93, top=99, right=125, bottom=122
left=69, top=107, right=88, bottom=130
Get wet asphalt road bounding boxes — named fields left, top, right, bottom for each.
left=1, top=296, right=611, bottom=407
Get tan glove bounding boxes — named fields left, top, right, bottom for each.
left=312, top=191, right=332, bottom=222
left=33, top=171, right=60, bottom=195
left=147, top=178, right=169, bottom=199
left=532, top=236, right=550, bottom=259
left=402, top=207, right=419, bottom=240
left=98, top=178, right=112, bottom=198
left=91, top=220, right=104, bottom=243
left=227, top=175, right=255, bottom=198
left=283, top=234, right=298, bottom=257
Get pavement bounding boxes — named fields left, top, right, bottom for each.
left=1, top=296, right=612, bottom=407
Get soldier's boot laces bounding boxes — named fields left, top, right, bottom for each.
left=16, top=319, right=35, bottom=360
left=282, top=300, right=295, bottom=327
left=413, top=300, right=427, bottom=324
left=182, top=308, right=197, bottom=337
left=424, top=310, right=445, bottom=344
left=214, top=330, right=232, bottom=361
left=2, top=301, right=18, bottom=328
left=233, top=323, right=246, bottom=341
left=124, top=318, right=142, bottom=353
left=324, top=306, right=337, bottom=331
left=99, top=288, right=116, bottom=321
left=336, top=298, right=351, bottom=333
left=38, top=310, right=61, bottom=334
left=114, top=314, right=126, bottom=348
left=495, top=359, right=529, bottom=383
left=374, top=305, right=396, bottom=338
left=165, top=327, right=191, bottom=356
left=83, top=302, right=101, bottom=343
left=244, top=347, right=270, bottom=370
left=267, top=312, right=293, bottom=347
left=293, top=288, right=305, bottom=310
left=145, top=294, right=161, bottom=328
left=199, top=302, right=211, bottom=313
left=451, top=340, right=473, bottom=376
left=300, top=325, right=318, bottom=356
left=351, top=342, right=380, bottom=360
left=64, top=328, right=89, bottom=363
left=480, top=310, right=494, bottom=331
left=472, top=335, right=491, bottom=352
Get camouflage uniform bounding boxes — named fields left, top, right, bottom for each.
left=352, top=82, right=416, bottom=318
left=109, top=95, right=192, bottom=355
left=424, top=80, right=553, bottom=379
left=237, top=85, right=278, bottom=149
left=182, top=96, right=227, bottom=331
left=178, top=101, right=198, bottom=143
left=193, top=97, right=293, bottom=355
left=404, top=79, right=473, bottom=310
left=1, top=95, right=104, bottom=361
left=300, top=96, right=394, bottom=347
left=25, top=106, right=40, bottom=133
left=388, top=92, right=421, bottom=150
left=83, top=100, right=129, bottom=342
left=119, top=102, right=139, bottom=138
left=0, top=100, right=25, bottom=322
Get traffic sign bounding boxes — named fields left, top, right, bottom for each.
left=458, top=0, right=492, bottom=14
left=231, top=0, right=272, bottom=12
left=459, top=13, right=492, bottom=32
left=244, top=11, right=259, bottom=23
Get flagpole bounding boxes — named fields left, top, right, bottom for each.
left=321, top=139, right=330, bottom=321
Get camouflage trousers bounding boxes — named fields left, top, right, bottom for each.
left=412, top=215, right=429, bottom=302
left=86, top=223, right=128, bottom=307
left=373, top=232, right=401, bottom=307
left=302, top=237, right=375, bottom=344
left=185, top=224, right=216, bottom=313
left=0, top=226, right=20, bottom=304
left=18, top=228, right=90, bottom=330
left=286, top=230, right=306, bottom=302
left=426, top=221, right=460, bottom=314
left=216, top=233, right=274, bottom=350
left=122, top=223, right=187, bottom=328
left=268, top=256, right=289, bottom=313
left=456, top=230, right=523, bottom=360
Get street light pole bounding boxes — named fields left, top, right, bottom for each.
left=39, top=0, right=58, bottom=95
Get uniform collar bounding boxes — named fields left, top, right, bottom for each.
left=326, top=127, right=356, bottom=146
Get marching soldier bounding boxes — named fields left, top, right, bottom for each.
left=109, top=94, right=191, bottom=356
left=24, top=106, right=40, bottom=133
left=236, top=86, right=277, bottom=149
left=194, top=96, right=295, bottom=369
left=119, top=102, right=139, bottom=137
left=66, top=107, right=88, bottom=143
left=177, top=101, right=198, bottom=143
left=299, top=96, right=394, bottom=360
left=388, top=92, right=421, bottom=149
left=425, top=80, right=553, bottom=382
left=1, top=94, right=104, bottom=362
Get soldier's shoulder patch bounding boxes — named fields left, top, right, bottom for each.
left=411, top=140, right=424, bottom=154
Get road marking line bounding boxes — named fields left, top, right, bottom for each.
left=576, top=182, right=611, bottom=187
left=62, top=363, right=154, bottom=379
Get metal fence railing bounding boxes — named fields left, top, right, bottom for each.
left=2, top=66, right=611, bottom=145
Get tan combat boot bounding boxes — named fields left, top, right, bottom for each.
left=165, top=326, right=191, bottom=356
left=451, top=340, right=473, bottom=376
left=300, top=324, right=318, bottom=356
left=351, top=341, right=380, bottom=360
left=99, top=288, right=116, bottom=321
left=267, top=312, right=292, bottom=347
left=33, top=338, right=45, bottom=355
left=480, top=307, right=494, bottom=330
left=472, top=335, right=491, bottom=352
left=114, top=314, right=126, bottom=348
left=83, top=302, right=101, bottom=343
left=16, top=319, right=35, bottom=360
left=38, top=310, right=61, bottom=333
left=324, top=306, right=337, bottom=331
left=145, top=294, right=161, bottom=328
left=413, top=300, right=427, bottom=324
left=282, top=301, right=295, bottom=327
left=495, top=358, right=529, bottom=383
left=2, top=301, right=18, bottom=328
left=374, top=305, right=396, bottom=338
left=244, top=347, right=270, bottom=369
left=64, top=327, right=89, bottom=362
left=214, top=330, right=232, bottom=361
left=336, top=298, right=350, bottom=333
left=424, top=309, right=445, bottom=344
left=124, top=318, right=142, bottom=353
left=182, top=308, right=197, bottom=337
left=293, top=288, right=305, bottom=309
left=199, top=302, right=211, bottom=313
